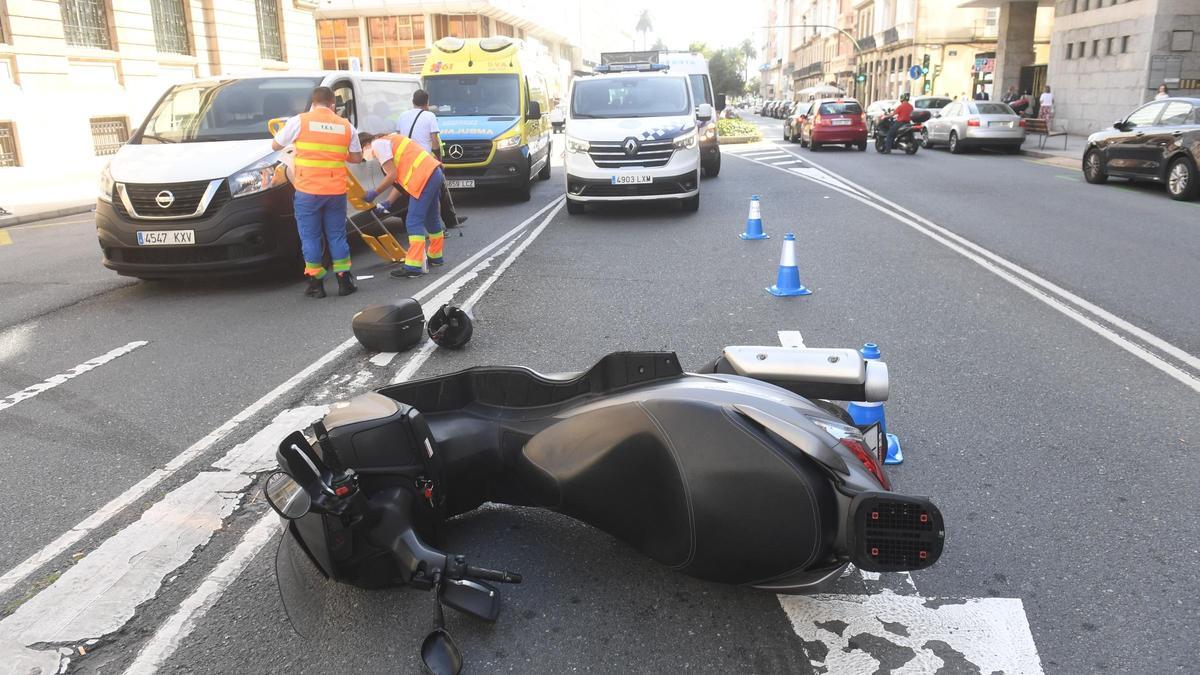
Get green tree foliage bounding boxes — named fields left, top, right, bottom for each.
left=708, top=48, right=747, bottom=96
left=635, top=10, right=653, bottom=50
left=652, top=37, right=668, bottom=51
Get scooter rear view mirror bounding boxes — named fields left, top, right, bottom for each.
left=421, top=628, right=463, bottom=675
left=264, top=471, right=311, bottom=520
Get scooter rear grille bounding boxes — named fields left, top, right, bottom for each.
left=849, top=493, right=944, bottom=573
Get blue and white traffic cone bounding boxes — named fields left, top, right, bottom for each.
left=847, top=343, right=903, bottom=464
left=766, top=233, right=812, bottom=296
left=739, top=195, right=770, bottom=240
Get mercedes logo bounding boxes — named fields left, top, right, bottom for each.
left=155, top=191, right=175, bottom=208
left=447, top=144, right=465, bottom=160
left=623, top=138, right=639, bottom=156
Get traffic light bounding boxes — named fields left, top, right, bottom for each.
left=856, top=72, right=866, bottom=82
left=921, top=53, right=931, bottom=75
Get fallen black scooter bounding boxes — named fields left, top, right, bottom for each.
left=265, top=346, right=944, bottom=673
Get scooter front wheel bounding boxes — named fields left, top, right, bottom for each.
left=904, top=140, right=919, bottom=155
left=874, top=136, right=885, bottom=153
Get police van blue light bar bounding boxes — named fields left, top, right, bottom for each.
left=594, top=63, right=670, bottom=73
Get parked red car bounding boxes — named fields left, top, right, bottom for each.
left=785, top=98, right=868, bottom=151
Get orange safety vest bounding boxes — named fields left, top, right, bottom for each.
left=388, top=134, right=441, bottom=199
left=292, top=107, right=352, bottom=195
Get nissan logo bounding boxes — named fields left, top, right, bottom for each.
left=623, top=138, right=639, bottom=156
left=447, top=144, right=465, bottom=160
left=155, top=190, right=175, bottom=208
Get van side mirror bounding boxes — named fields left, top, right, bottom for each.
left=715, top=93, right=727, bottom=112
left=526, top=101, right=541, bottom=121
left=696, top=103, right=714, bottom=121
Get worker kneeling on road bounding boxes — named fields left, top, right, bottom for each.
left=271, top=86, right=362, bottom=298
left=364, top=132, right=444, bottom=279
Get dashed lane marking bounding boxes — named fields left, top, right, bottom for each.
left=0, top=341, right=147, bottom=414
left=730, top=150, right=1200, bottom=392
left=0, top=196, right=563, bottom=601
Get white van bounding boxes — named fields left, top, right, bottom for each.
left=563, top=64, right=711, bottom=215
left=96, top=72, right=419, bottom=278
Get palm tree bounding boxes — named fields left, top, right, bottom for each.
left=739, top=38, right=757, bottom=84
left=635, top=9, right=653, bottom=51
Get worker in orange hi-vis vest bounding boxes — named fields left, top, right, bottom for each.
left=364, top=131, right=445, bottom=279
left=271, top=87, right=363, bottom=298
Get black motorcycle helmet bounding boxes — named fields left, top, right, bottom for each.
left=900, top=93, right=910, bottom=102
left=427, top=304, right=473, bottom=349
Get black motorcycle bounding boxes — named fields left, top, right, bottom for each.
left=874, top=110, right=932, bottom=155
left=265, top=347, right=944, bottom=673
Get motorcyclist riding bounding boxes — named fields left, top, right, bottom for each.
left=883, top=93, right=914, bottom=154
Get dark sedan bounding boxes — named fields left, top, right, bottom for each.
left=1083, top=97, right=1200, bottom=201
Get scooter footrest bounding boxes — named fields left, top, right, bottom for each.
left=849, top=492, right=944, bottom=572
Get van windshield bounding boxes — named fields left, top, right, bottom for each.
left=424, top=75, right=520, bottom=116
left=135, top=77, right=321, bottom=143
left=572, top=77, right=691, bottom=119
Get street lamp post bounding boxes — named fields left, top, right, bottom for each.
left=758, top=24, right=865, bottom=99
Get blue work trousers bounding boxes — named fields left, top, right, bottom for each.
left=294, top=192, right=350, bottom=278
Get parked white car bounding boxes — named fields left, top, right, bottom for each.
left=921, top=100, right=1026, bottom=154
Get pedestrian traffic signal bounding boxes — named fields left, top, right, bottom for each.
left=856, top=73, right=866, bottom=82
left=921, top=53, right=930, bottom=76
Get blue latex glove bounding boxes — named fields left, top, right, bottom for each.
left=363, top=189, right=379, bottom=202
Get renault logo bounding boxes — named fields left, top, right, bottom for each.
left=623, top=138, right=639, bottom=156
left=155, top=191, right=175, bottom=208
left=447, top=144, right=465, bottom=160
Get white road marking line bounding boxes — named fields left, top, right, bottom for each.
left=121, top=512, right=279, bottom=675
left=0, top=407, right=326, bottom=647
left=752, top=153, right=791, bottom=160
left=355, top=274, right=374, bottom=280
left=369, top=352, right=398, bottom=367
left=777, top=330, right=807, bottom=348
left=731, top=151, right=1200, bottom=392
left=779, top=594, right=1044, bottom=675
left=119, top=200, right=566, bottom=675
left=0, top=341, right=147, bottom=414
left=772, top=160, right=803, bottom=166
left=0, top=196, right=563, bottom=600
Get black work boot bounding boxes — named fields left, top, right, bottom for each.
left=336, top=272, right=357, bottom=296
left=305, top=276, right=326, bottom=298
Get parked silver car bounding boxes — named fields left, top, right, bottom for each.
left=921, top=100, right=1026, bottom=153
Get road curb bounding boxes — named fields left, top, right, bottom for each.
left=0, top=203, right=95, bottom=229
left=719, top=134, right=762, bottom=145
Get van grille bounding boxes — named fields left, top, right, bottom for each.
left=115, top=180, right=228, bottom=219
left=442, top=141, right=493, bottom=164
left=587, top=139, right=675, bottom=168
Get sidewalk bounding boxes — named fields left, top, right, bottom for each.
left=1020, top=132, right=1086, bottom=169
left=0, top=161, right=103, bottom=227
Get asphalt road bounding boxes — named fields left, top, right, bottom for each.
left=1, top=124, right=1197, bottom=674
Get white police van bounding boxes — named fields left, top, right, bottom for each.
left=563, top=63, right=712, bottom=215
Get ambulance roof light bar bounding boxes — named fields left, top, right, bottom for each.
left=593, top=63, right=670, bottom=74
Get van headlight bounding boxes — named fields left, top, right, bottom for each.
left=228, top=156, right=284, bottom=198
left=566, top=136, right=590, bottom=153
left=495, top=135, right=520, bottom=150
left=98, top=164, right=115, bottom=203
left=672, top=129, right=698, bottom=150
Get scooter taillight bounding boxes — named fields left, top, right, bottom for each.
left=843, top=438, right=891, bottom=491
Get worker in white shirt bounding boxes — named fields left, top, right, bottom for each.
left=376, top=89, right=463, bottom=228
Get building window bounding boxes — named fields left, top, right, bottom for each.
left=254, top=0, right=284, bottom=61
left=90, top=116, right=129, bottom=156
left=495, top=20, right=514, bottom=38
left=318, top=19, right=360, bottom=70
left=368, top=16, right=426, bottom=73
left=1066, top=43, right=1073, bottom=59
left=434, top=14, right=481, bottom=39
left=1092, top=39, right=1100, bottom=57
left=1106, top=37, right=1113, bottom=55
left=0, top=0, right=11, bottom=45
left=1078, top=41, right=1086, bottom=57
left=150, top=0, right=190, bottom=55
left=480, top=16, right=490, bottom=36
left=1121, top=35, right=1129, bottom=53
left=1081, top=0, right=1089, bottom=10
left=61, top=0, right=113, bottom=49
left=0, top=121, right=19, bottom=167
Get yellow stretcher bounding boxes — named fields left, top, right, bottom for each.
left=267, top=117, right=407, bottom=264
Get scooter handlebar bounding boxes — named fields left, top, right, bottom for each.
left=465, top=565, right=523, bottom=584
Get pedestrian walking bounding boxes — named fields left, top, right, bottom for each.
left=1038, top=85, right=1054, bottom=125
left=364, top=132, right=445, bottom=279
left=394, top=89, right=463, bottom=229
left=271, top=86, right=362, bottom=298
left=1155, top=84, right=1170, bottom=100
